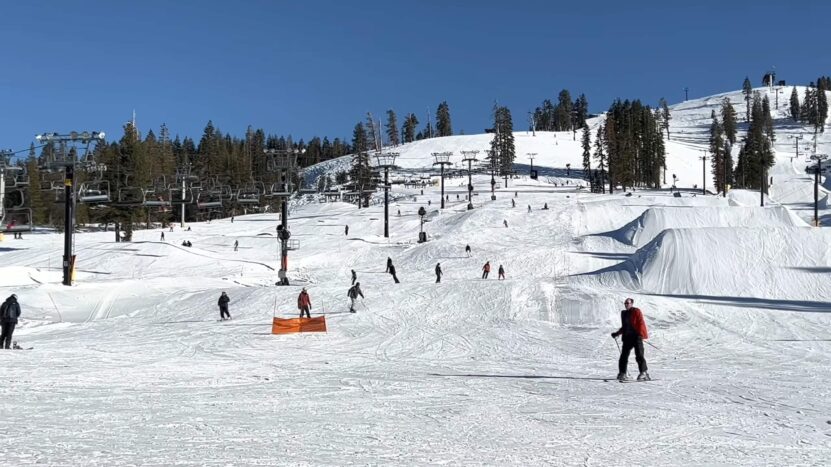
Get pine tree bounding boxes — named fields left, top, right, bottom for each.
left=721, top=98, right=738, bottom=145
left=556, top=89, right=573, bottom=131
left=817, top=80, right=828, bottom=132
left=385, top=110, right=400, bottom=147
left=350, top=122, right=374, bottom=207
left=742, top=76, right=753, bottom=121
left=709, top=110, right=726, bottom=193
left=735, top=93, right=775, bottom=190
left=789, top=87, right=801, bottom=122
left=581, top=124, right=591, bottom=180
left=594, top=126, right=606, bottom=193
left=490, top=105, right=515, bottom=175
left=659, top=98, right=671, bottom=140
left=402, top=113, right=419, bottom=143
left=762, top=96, right=774, bottom=141
left=436, top=101, right=453, bottom=137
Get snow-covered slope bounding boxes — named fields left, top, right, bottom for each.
left=2, top=88, right=831, bottom=465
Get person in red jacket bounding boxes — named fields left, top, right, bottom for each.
left=482, top=261, right=491, bottom=279
left=611, top=297, right=650, bottom=381
left=298, top=288, right=312, bottom=319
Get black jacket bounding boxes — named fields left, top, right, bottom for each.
left=218, top=295, right=230, bottom=309
left=1, top=297, right=21, bottom=324
left=435, top=265, right=442, bottom=276
left=348, top=285, right=364, bottom=299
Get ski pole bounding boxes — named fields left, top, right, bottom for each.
left=645, top=341, right=661, bottom=352
left=613, top=336, right=621, bottom=354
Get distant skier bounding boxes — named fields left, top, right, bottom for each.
left=187, top=226, right=192, bottom=231
left=386, top=257, right=393, bottom=273
left=389, top=264, right=400, bottom=284
left=351, top=269, right=357, bottom=285
left=217, top=292, right=231, bottom=321
left=435, top=262, right=443, bottom=283
left=160, top=231, right=165, bottom=241
left=347, top=282, right=364, bottom=313
left=428, top=200, right=431, bottom=206
left=234, top=240, right=239, bottom=252
left=482, top=261, right=491, bottom=279
left=498, top=265, right=505, bottom=280
left=397, top=209, right=401, bottom=216
left=0, top=294, right=21, bottom=349
left=514, top=191, right=518, bottom=197
left=611, top=298, right=650, bottom=381
left=511, top=199, right=516, bottom=208
left=465, top=245, right=471, bottom=257
left=527, top=205, right=531, bottom=213
left=345, top=225, right=349, bottom=236
left=298, top=288, right=312, bottom=318
left=543, top=203, right=548, bottom=210
left=169, top=226, right=174, bottom=232
left=503, top=220, right=508, bottom=228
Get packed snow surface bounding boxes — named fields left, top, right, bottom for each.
left=2, top=88, right=831, bottom=465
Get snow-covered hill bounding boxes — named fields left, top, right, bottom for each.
left=2, top=88, right=831, bottom=465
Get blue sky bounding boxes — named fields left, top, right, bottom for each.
left=2, top=0, right=830, bottom=156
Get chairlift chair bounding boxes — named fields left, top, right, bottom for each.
left=0, top=208, right=33, bottom=232
left=78, top=181, right=112, bottom=204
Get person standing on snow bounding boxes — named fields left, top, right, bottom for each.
left=482, top=261, right=491, bottom=279
left=386, top=257, right=393, bottom=273
left=160, top=231, right=165, bottom=241
left=298, top=288, right=312, bottom=318
left=345, top=225, right=349, bottom=236
left=0, top=294, right=22, bottom=349
left=435, top=263, right=443, bottom=283
left=388, top=263, right=400, bottom=284
left=503, top=219, right=508, bottom=228
left=611, top=298, right=650, bottom=381
left=511, top=199, right=516, bottom=208
left=527, top=205, right=531, bottom=213
left=234, top=240, right=239, bottom=252
left=351, top=269, right=357, bottom=285
left=498, top=265, right=505, bottom=280
left=347, top=282, right=364, bottom=313
left=465, top=245, right=471, bottom=257
left=217, top=292, right=231, bottom=321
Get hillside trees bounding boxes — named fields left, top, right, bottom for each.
left=734, top=93, right=774, bottom=190
left=602, top=99, right=666, bottom=192
left=489, top=105, right=515, bottom=175
left=436, top=101, right=452, bottom=137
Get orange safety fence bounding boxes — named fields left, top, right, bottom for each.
left=272, top=316, right=327, bottom=334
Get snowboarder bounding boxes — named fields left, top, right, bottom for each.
left=347, top=282, right=364, bottom=313
left=498, top=265, right=505, bottom=280
left=511, top=199, right=516, bottom=208
left=160, top=231, right=165, bottom=241
left=351, top=269, right=357, bottom=285
left=503, top=220, right=508, bottom=228
left=482, top=261, right=491, bottom=279
left=234, top=240, right=239, bottom=252
left=465, top=245, right=471, bottom=257
left=386, top=257, right=393, bottom=273
left=298, top=288, right=312, bottom=318
left=345, top=225, right=349, bottom=236
left=435, top=263, right=443, bottom=283
left=0, top=294, right=21, bottom=349
left=217, top=292, right=231, bottom=320
left=389, top=264, right=400, bottom=284
left=611, top=298, right=650, bottom=381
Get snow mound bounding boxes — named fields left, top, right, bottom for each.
left=580, top=226, right=831, bottom=299
left=601, top=206, right=807, bottom=247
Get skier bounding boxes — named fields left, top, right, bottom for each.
left=428, top=200, right=431, bottom=206
left=351, top=269, right=357, bottom=285
left=234, top=240, right=239, bottom=252
left=528, top=205, right=531, bottom=213
left=0, top=294, right=21, bottom=349
left=217, top=292, right=231, bottom=321
left=498, top=264, right=505, bottom=280
left=187, top=226, right=192, bottom=231
left=511, top=199, right=516, bottom=208
left=386, top=257, right=393, bottom=273
left=345, top=225, right=349, bottom=236
left=435, top=262, right=443, bottom=283
left=503, top=219, right=508, bottom=228
left=397, top=209, right=401, bottom=216
left=465, top=245, right=471, bottom=257
left=543, top=203, right=548, bottom=210
left=482, top=261, right=491, bottom=279
left=169, top=226, right=174, bottom=232
left=514, top=191, right=518, bottom=197
left=160, top=231, right=165, bottom=241
left=298, top=288, right=312, bottom=318
left=611, top=297, right=650, bottom=381
left=347, top=282, right=364, bottom=313
left=389, top=263, right=400, bottom=284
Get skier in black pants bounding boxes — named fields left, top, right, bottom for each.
left=435, top=263, right=442, bottom=283
left=351, top=269, right=357, bottom=285
left=347, top=282, right=364, bottom=313
left=611, top=298, right=650, bottom=381
left=234, top=240, right=239, bottom=252
left=389, top=264, right=400, bottom=283
left=345, top=225, right=349, bottom=236
left=498, top=264, right=505, bottom=280
left=0, top=294, right=21, bottom=349
left=217, top=292, right=231, bottom=320
left=386, top=257, right=393, bottom=273
left=465, top=245, right=471, bottom=257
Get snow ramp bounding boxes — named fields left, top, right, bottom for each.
left=578, top=226, right=831, bottom=299
left=597, top=206, right=807, bottom=247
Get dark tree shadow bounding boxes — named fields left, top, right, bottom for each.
left=643, top=293, right=831, bottom=313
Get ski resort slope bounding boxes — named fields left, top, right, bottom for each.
left=2, top=169, right=831, bottom=465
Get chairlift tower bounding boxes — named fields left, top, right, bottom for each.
left=264, top=148, right=299, bottom=285
left=460, top=150, right=479, bottom=210
left=809, top=153, right=828, bottom=226
left=375, top=152, right=398, bottom=238
left=485, top=150, right=497, bottom=200
left=432, top=152, right=453, bottom=208
left=34, top=131, right=106, bottom=286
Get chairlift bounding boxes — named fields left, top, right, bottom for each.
left=78, top=181, right=112, bottom=204
left=143, top=187, right=171, bottom=207
left=196, top=191, right=223, bottom=209
left=0, top=208, right=33, bottom=232
left=236, top=187, right=262, bottom=204
left=117, top=187, right=144, bottom=204
left=169, top=187, right=194, bottom=205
